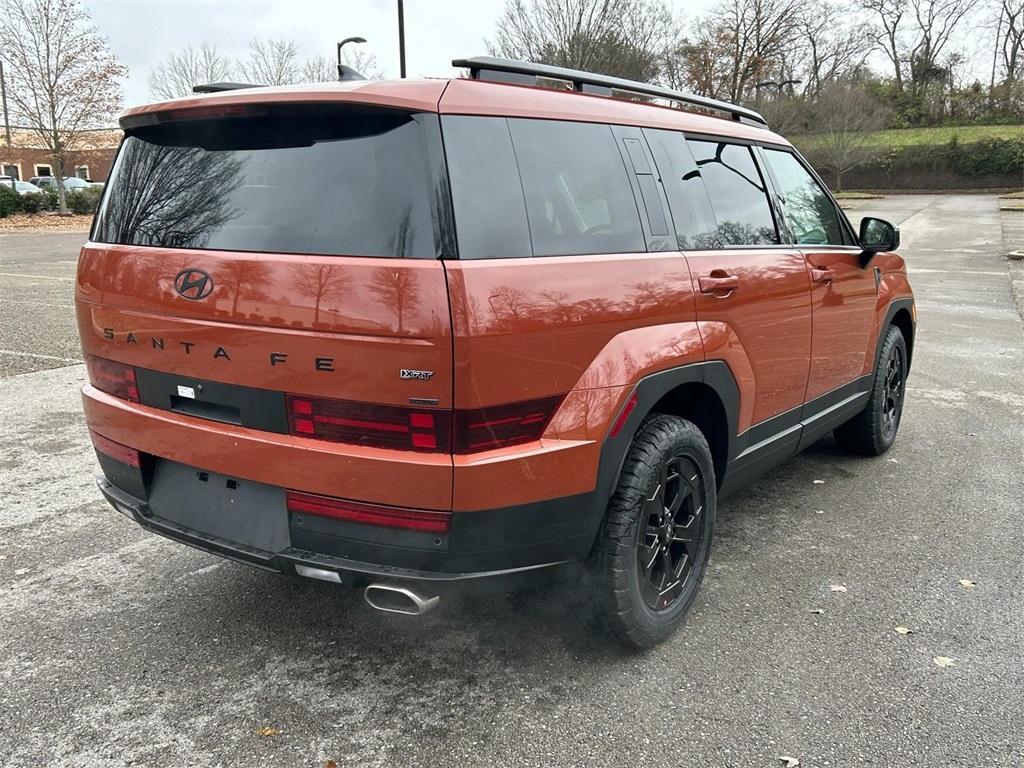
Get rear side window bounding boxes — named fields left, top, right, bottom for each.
left=93, top=107, right=438, bottom=258
left=687, top=140, right=778, bottom=247
left=442, top=116, right=532, bottom=259
left=508, top=119, right=644, bottom=257
left=443, top=116, right=645, bottom=258
left=762, top=148, right=851, bottom=246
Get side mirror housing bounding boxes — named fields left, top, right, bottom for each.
left=858, top=216, right=900, bottom=267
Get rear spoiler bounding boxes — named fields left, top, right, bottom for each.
left=192, top=82, right=263, bottom=94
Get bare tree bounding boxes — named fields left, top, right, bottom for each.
left=299, top=49, right=385, bottom=83
left=796, top=0, right=872, bottom=97
left=488, top=0, right=682, bottom=83
left=810, top=81, right=890, bottom=190
left=682, top=0, right=802, bottom=102
left=238, top=38, right=299, bottom=86
left=0, top=0, right=126, bottom=213
left=906, top=0, right=972, bottom=89
left=147, top=43, right=233, bottom=99
left=862, top=0, right=906, bottom=90
left=862, top=0, right=972, bottom=94
left=993, top=0, right=1024, bottom=102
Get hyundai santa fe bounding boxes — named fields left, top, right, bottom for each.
left=77, top=56, right=915, bottom=647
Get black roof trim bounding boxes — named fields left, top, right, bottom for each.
left=451, top=56, right=769, bottom=129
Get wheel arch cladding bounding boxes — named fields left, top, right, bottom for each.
left=595, top=362, right=739, bottom=507
left=890, top=307, right=914, bottom=371
left=649, top=382, right=729, bottom=488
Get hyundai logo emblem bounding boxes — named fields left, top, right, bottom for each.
left=174, top=268, right=214, bottom=300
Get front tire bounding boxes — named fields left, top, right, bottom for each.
left=834, top=324, right=908, bottom=456
left=587, top=414, right=716, bottom=649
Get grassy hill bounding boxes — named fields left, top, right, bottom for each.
left=796, top=124, right=1024, bottom=151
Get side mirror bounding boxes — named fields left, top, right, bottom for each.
left=858, top=217, right=900, bottom=267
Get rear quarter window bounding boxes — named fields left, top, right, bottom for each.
left=93, top=106, right=439, bottom=258
left=443, top=116, right=646, bottom=258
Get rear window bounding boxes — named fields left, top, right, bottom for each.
left=93, top=106, right=439, bottom=258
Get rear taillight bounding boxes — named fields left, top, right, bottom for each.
left=89, top=429, right=141, bottom=468
left=286, top=491, right=451, bottom=534
left=86, top=355, right=139, bottom=402
left=452, top=395, right=565, bottom=453
left=286, top=395, right=451, bottom=453
left=285, top=394, right=565, bottom=454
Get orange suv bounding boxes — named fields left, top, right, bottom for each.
left=78, top=57, right=915, bottom=647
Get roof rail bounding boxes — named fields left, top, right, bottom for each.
left=451, top=56, right=769, bottom=129
left=192, top=82, right=264, bottom=94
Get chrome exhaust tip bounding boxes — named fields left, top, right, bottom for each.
left=364, top=583, right=440, bottom=616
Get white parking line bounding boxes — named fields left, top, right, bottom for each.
left=907, top=268, right=1006, bottom=276
left=0, top=349, right=81, bottom=363
left=0, top=271, right=74, bottom=281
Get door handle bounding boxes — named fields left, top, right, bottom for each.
left=811, top=268, right=836, bottom=284
left=699, top=275, right=740, bottom=295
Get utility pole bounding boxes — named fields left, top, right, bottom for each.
left=0, top=60, right=12, bottom=150
left=397, top=0, right=407, bottom=78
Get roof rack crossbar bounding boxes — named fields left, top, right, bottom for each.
left=451, top=56, right=769, bottom=129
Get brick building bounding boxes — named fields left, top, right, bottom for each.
left=1, top=127, right=122, bottom=183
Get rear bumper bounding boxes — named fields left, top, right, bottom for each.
left=96, top=472, right=592, bottom=594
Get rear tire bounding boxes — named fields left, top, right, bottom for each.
left=834, top=324, right=908, bottom=456
left=584, top=414, right=716, bottom=649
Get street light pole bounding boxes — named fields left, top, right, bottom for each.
left=337, top=36, right=367, bottom=80
left=397, top=0, right=406, bottom=78
left=0, top=60, right=12, bottom=150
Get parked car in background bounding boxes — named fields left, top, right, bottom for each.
left=0, top=175, right=13, bottom=189
left=30, top=176, right=103, bottom=191
left=14, top=180, right=43, bottom=196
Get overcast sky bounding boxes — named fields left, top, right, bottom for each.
left=84, top=0, right=716, bottom=108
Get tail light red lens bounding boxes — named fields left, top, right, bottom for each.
left=285, top=395, right=451, bottom=453
left=285, top=394, right=565, bottom=454
left=89, top=429, right=141, bottom=468
left=86, top=355, right=139, bottom=402
left=452, top=395, right=565, bottom=453
left=286, top=491, right=451, bottom=534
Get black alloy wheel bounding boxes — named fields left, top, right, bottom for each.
left=637, top=455, right=706, bottom=612
left=880, top=342, right=905, bottom=442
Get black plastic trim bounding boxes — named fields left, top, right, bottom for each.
left=96, top=477, right=579, bottom=594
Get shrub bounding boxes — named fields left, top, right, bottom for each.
left=44, top=186, right=59, bottom=210
left=949, top=137, right=1024, bottom=177
left=66, top=186, right=103, bottom=214
left=20, top=192, right=47, bottom=214
left=0, top=184, right=18, bottom=217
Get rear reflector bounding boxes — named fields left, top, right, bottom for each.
left=452, top=395, right=565, bottom=453
left=86, top=355, right=139, bottom=402
left=286, top=491, right=451, bottom=534
left=89, top=429, right=141, bottom=468
left=609, top=391, right=639, bottom=438
left=285, top=395, right=450, bottom=453
left=285, top=393, right=566, bottom=454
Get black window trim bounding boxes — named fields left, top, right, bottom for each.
left=611, top=124, right=676, bottom=253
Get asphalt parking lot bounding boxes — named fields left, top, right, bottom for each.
left=2, top=195, right=1023, bottom=767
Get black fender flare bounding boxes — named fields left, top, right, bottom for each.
left=875, top=297, right=916, bottom=373
left=590, top=361, right=740, bottom=518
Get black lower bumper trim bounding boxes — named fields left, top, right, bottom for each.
left=97, top=478, right=578, bottom=593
